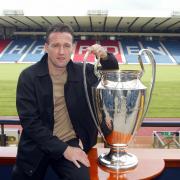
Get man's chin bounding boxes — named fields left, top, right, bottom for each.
left=57, top=63, right=68, bottom=68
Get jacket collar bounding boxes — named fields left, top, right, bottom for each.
left=37, top=53, right=80, bottom=82
left=36, top=53, right=49, bottom=77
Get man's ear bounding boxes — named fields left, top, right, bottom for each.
left=70, top=43, right=75, bottom=55
left=72, top=43, right=75, bottom=52
left=44, top=43, right=48, bottom=53
left=70, top=43, right=75, bottom=59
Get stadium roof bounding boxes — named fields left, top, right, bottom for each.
left=0, top=15, right=180, bottom=36
left=1, top=0, right=180, bottom=36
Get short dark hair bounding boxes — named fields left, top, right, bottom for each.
left=45, top=23, right=74, bottom=43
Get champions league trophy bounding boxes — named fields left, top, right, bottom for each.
left=83, top=49, right=156, bottom=170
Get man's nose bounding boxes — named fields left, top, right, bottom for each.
left=59, top=46, right=64, bottom=54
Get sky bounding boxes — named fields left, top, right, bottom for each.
left=0, top=0, right=180, bottom=16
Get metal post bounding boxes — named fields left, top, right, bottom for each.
left=0, top=124, right=6, bottom=146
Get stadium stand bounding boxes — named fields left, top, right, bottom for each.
left=0, top=38, right=34, bottom=62
left=162, top=40, right=180, bottom=64
left=21, top=39, right=45, bottom=62
left=121, top=38, right=145, bottom=64
left=0, top=38, right=180, bottom=64
left=0, top=40, right=11, bottom=53
left=73, top=40, right=96, bottom=62
left=141, top=40, right=175, bottom=64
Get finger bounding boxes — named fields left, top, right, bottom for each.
left=73, top=160, right=81, bottom=168
left=96, top=47, right=106, bottom=58
left=90, top=45, right=100, bottom=53
left=98, top=50, right=106, bottom=57
left=91, top=44, right=100, bottom=50
left=78, top=156, right=90, bottom=167
left=86, top=47, right=92, bottom=52
left=79, top=139, right=84, bottom=150
left=85, top=158, right=90, bottom=167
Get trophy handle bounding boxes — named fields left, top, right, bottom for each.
left=94, top=57, right=101, bottom=79
left=138, top=49, right=156, bottom=119
left=83, top=51, right=106, bottom=140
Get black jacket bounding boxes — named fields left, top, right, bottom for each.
left=16, top=53, right=119, bottom=175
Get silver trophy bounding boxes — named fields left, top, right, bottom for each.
left=83, top=49, right=156, bottom=170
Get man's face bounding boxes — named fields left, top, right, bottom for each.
left=45, top=32, right=74, bottom=68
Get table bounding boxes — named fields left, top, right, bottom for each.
left=1, top=147, right=180, bottom=179
left=88, top=148, right=165, bottom=180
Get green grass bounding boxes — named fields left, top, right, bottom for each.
left=0, top=63, right=180, bottom=117
left=121, top=64, right=180, bottom=117
left=0, top=64, right=30, bottom=116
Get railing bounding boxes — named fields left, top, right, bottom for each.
left=142, top=121, right=180, bottom=127
left=1, top=118, right=180, bottom=146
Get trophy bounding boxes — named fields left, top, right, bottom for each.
left=83, top=49, right=156, bottom=170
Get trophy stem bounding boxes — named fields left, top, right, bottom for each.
left=98, top=146, right=138, bottom=170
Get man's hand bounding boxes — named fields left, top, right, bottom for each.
left=87, top=44, right=107, bottom=60
left=63, top=146, right=90, bottom=168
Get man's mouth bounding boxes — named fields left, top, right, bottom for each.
left=57, top=57, right=65, bottom=60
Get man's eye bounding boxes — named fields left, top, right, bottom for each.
left=64, top=44, right=71, bottom=48
left=52, top=44, right=59, bottom=48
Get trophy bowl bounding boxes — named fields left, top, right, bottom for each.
left=83, top=49, right=156, bottom=170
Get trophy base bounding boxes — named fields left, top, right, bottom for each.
left=98, top=149, right=138, bottom=170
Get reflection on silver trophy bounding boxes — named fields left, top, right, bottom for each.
left=83, top=49, right=156, bottom=170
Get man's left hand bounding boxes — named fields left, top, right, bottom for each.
left=87, top=44, right=107, bottom=60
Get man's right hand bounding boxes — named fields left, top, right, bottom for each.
left=63, top=146, right=90, bottom=168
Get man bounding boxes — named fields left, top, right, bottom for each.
left=12, top=23, right=119, bottom=180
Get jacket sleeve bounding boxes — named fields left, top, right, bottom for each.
left=16, top=70, right=68, bottom=160
left=100, top=53, right=119, bottom=70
